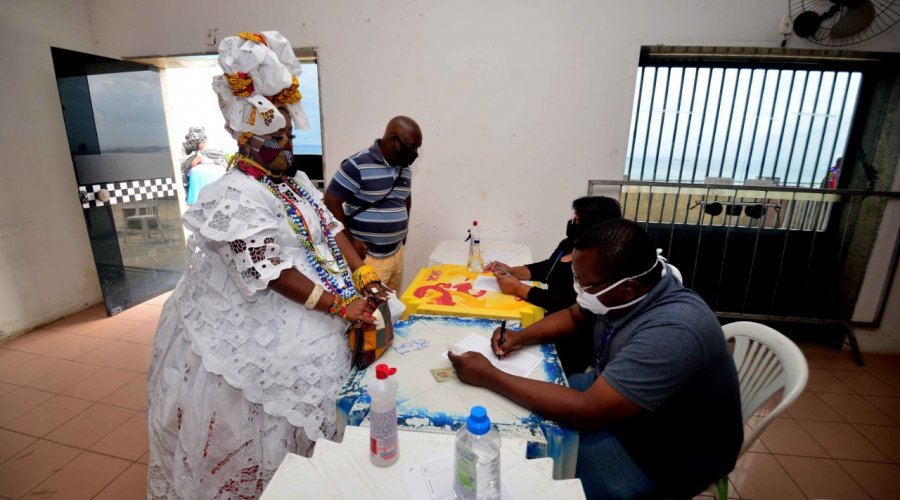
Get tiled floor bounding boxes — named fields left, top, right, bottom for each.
left=1, top=294, right=899, bottom=499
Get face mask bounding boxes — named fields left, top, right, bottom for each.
left=566, top=219, right=581, bottom=239
left=574, top=251, right=668, bottom=315
left=252, top=135, right=293, bottom=171
left=393, top=136, right=418, bottom=167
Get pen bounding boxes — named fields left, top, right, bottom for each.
left=498, top=320, right=506, bottom=358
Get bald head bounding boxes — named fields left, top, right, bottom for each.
left=381, top=116, right=422, bottom=167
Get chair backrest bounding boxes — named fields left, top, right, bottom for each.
left=722, top=321, right=808, bottom=456
left=668, top=263, right=683, bottom=284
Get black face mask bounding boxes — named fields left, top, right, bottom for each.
left=393, top=136, right=419, bottom=167
left=566, top=219, right=582, bottom=239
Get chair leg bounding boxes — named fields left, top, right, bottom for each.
left=715, top=477, right=728, bottom=500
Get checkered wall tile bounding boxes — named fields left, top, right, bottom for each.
left=79, top=178, right=177, bottom=208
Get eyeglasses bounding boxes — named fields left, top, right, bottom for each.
left=572, top=271, right=612, bottom=293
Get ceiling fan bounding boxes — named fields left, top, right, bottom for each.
left=790, top=0, right=900, bottom=46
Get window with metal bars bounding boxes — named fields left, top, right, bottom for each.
left=625, top=65, right=861, bottom=187
left=619, top=48, right=872, bottom=232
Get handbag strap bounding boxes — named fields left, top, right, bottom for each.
left=348, top=167, right=404, bottom=220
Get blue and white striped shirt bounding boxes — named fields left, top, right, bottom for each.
left=326, top=140, right=411, bottom=257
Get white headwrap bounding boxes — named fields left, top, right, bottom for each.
left=212, top=31, right=310, bottom=141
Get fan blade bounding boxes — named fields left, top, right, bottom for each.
left=830, top=0, right=875, bottom=38
left=793, top=10, right=823, bottom=37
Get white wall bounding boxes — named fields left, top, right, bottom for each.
left=0, top=0, right=102, bottom=339
left=3, top=0, right=899, bottom=348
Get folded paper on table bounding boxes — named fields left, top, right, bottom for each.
left=445, top=333, right=541, bottom=377
left=472, top=275, right=533, bottom=293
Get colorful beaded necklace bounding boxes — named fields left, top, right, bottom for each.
left=234, top=154, right=357, bottom=303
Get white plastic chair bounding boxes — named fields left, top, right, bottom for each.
left=668, top=263, right=683, bottom=284
left=710, top=321, right=809, bottom=500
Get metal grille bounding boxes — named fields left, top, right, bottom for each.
left=625, top=66, right=862, bottom=189
left=588, top=179, right=900, bottom=328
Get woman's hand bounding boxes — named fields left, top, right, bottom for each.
left=484, top=261, right=512, bottom=274
left=491, top=326, right=524, bottom=358
left=495, top=272, right=524, bottom=296
left=447, top=351, right=497, bottom=388
left=343, top=297, right=375, bottom=324
left=362, top=281, right=392, bottom=303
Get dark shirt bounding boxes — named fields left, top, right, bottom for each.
left=525, top=238, right=594, bottom=375
left=595, top=269, right=743, bottom=498
left=524, top=239, right=575, bottom=313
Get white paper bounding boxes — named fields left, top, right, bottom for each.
left=472, top=275, right=532, bottom=293
left=482, top=250, right=515, bottom=265
left=446, top=333, right=541, bottom=378
left=403, top=455, right=516, bottom=500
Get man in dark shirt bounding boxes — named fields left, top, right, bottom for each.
left=449, top=219, right=743, bottom=499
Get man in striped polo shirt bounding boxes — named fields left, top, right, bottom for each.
left=324, top=116, right=422, bottom=291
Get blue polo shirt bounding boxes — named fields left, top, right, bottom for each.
left=326, top=140, right=411, bottom=257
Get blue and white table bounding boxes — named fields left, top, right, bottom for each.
left=336, top=315, right=579, bottom=479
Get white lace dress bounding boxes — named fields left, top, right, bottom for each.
left=148, top=169, right=352, bottom=499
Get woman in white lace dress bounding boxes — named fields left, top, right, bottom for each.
left=147, top=31, right=388, bottom=499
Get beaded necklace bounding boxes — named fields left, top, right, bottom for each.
left=234, top=155, right=357, bottom=303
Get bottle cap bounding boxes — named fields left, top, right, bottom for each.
left=375, top=363, right=397, bottom=379
left=466, top=405, right=491, bottom=435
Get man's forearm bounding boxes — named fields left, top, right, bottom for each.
left=484, top=371, right=605, bottom=430
left=335, top=231, right=364, bottom=269
left=324, top=192, right=357, bottom=244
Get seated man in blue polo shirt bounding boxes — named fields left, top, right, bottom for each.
left=324, top=116, right=422, bottom=291
left=449, top=219, right=743, bottom=499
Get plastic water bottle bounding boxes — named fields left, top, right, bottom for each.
left=466, top=220, right=484, bottom=273
left=369, top=363, right=399, bottom=466
left=454, top=406, right=501, bottom=500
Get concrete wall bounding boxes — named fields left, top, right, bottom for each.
left=2, top=0, right=898, bottom=349
left=0, top=0, right=102, bottom=339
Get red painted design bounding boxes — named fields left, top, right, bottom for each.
left=451, top=282, right=487, bottom=297
left=426, top=269, right=442, bottom=281
left=414, top=283, right=455, bottom=305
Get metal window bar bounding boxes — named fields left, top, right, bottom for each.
left=624, top=65, right=862, bottom=194
left=587, top=179, right=900, bottom=332
left=737, top=70, right=763, bottom=181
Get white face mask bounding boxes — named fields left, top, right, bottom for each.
left=574, top=250, right=668, bottom=315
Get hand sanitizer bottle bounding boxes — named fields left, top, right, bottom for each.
left=369, top=363, right=399, bottom=466
left=466, top=220, right=484, bottom=273
left=454, top=405, right=501, bottom=499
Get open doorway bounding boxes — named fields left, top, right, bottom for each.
left=137, top=50, right=325, bottom=210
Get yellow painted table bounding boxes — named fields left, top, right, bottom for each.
left=400, top=264, right=544, bottom=326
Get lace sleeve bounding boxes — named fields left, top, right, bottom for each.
left=217, top=236, right=292, bottom=297
left=184, top=175, right=293, bottom=296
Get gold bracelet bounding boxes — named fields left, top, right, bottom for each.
left=352, top=264, right=381, bottom=290
left=304, top=284, right=324, bottom=310
left=335, top=295, right=361, bottom=321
